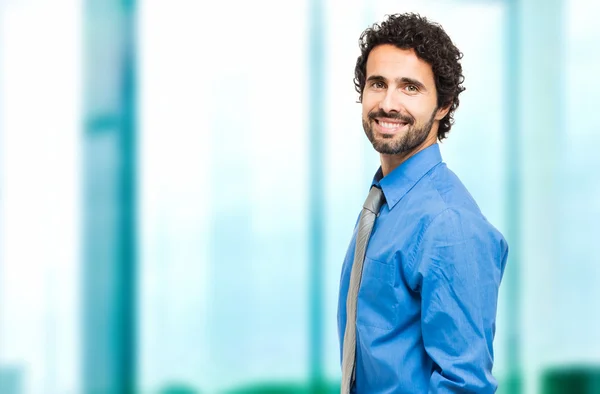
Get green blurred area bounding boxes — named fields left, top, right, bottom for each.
left=541, top=367, right=600, bottom=394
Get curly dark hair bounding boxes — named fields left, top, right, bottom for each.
left=354, top=13, right=465, bottom=140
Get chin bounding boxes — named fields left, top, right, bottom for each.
left=372, top=142, right=407, bottom=155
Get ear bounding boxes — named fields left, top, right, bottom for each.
left=434, top=104, right=451, bottom=121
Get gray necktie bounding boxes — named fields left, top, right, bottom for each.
left=340, top=186, right=385, bottom=394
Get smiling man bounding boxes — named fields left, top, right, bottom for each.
left=337, top=13, right=508, bottom=394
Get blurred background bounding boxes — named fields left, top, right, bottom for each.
left=0, top=0, right=599, bottom=393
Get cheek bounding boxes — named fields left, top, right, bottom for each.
left=361, top=98, right=377, bottom=118
left=361, top=105, right=370, bottom=120
left=406, top=99, right=436, bottom=121
left=362, top=106, right=370, bottom=119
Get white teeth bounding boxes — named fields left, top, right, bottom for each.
left=380, top=121, right=402, bottom=129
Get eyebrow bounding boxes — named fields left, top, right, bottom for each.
left=366, top=75, right=427, bottom=91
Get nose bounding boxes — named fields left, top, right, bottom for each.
left=378, top=88, right=400, bottom=114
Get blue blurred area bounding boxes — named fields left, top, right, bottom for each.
left=0, top=0, right=599, bottom=393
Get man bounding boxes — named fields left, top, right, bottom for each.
left=337, top=13, right=508, bottom=393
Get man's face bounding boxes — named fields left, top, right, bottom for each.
left=362, top=44, right=445, bottom=155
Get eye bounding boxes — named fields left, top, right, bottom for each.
left=405, top=84, right=419, bottom=93
left=370, top=81, right=386, bottom=89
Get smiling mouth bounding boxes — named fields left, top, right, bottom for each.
left=374, top=119, right=409, bottom=133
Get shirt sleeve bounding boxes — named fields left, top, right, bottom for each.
left=413, top=208, right=508, bottom=394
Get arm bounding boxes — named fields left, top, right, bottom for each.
left=414, top=208, right=508, bottom=393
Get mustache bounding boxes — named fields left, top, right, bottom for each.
left=368, top=109, right=414, bottom=125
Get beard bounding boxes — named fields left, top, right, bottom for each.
left=362, top=108, right=437, bottom=155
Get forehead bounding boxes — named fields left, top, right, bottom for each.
left=365, top=44, right=435, bottom=85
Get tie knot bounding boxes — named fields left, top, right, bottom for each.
left=363, top=186, right=385, bottom=214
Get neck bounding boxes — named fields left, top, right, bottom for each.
left=380, top=133, right=438, bottom=177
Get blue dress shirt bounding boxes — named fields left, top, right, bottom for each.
left=338, top=144, right=508, bottom=393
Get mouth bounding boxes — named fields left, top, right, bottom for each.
left=373, top=118, right=409, bottom=135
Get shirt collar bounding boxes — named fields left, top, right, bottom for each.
left=371, top=143, right=443, bottom=210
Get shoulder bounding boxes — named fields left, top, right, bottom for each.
left=422, top=206, right=504, bottom=246
left=404, top=163, right=486, bottom=234
left=422, top=162, right=482, bottom=215
left=407, top=165, right=508, bottom=270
